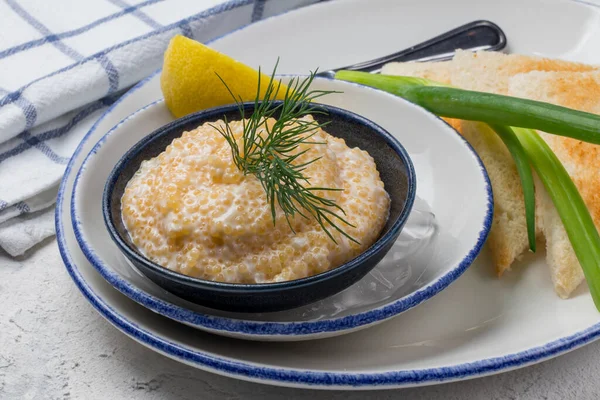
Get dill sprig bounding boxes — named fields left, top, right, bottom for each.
left=211, top=63, right=358, bottom=244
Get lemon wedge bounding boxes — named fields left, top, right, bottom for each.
left=160, top=35, right=287, bottom=118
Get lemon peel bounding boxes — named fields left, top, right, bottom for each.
left=160, top=35, right=287, bottom=118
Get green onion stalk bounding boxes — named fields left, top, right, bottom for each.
left=515, top=127, right=600, bottom=310
left=489, top=125, right=536, bottom=252
left=335, top=70, right=600, bottom=310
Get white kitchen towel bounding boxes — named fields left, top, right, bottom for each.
left=0, top=0, right=322, bottom=257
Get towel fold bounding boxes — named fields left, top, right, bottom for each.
left=0, top=0, right=322, bottom=257
left=0, top=207, right=55, bottom=257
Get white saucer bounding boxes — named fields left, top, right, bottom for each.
left=57, top=0, right=600, bottom=389
left=70, top=77, right=491, bottom=340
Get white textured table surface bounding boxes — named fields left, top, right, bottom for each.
left=0, top=239, right=598, bottom=399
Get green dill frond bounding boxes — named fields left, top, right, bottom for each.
left=211, top=61, right=358, bottom=244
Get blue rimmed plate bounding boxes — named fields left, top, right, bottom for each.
left=56, top=0, right=600, bottom=389
left=69, top=76, right=490, bottom=340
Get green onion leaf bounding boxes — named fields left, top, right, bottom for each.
left=489, top=125, right=536, bottom=252
left=514, top=128, right=600, bottom=310
left=335, top=71, right=600, bottom=144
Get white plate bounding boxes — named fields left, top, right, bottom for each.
left=57, top=0, right=600, bottom=389
left=70, top=78, right=491, bottom=340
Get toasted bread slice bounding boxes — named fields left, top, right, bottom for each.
left=451, top=50, right=597, bottom=94
left=381, top=61, right=453, bottom=84
left=382, top=51, right=598, bottom=277
left=454, top=120, right=536, bottom=275
left=447, top=51, right=597, bottom=274
left=508, top=71, right=600, bottom=297
left=381, top=51, right=596, bottom=93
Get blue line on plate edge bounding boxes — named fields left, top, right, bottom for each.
left=67, top=74, right=490, bottom=335
left=55, top=0, right=600, bottom=387
left=58, top=73, right=495, bottom=385
left=57, top=209, right=600, bottom=387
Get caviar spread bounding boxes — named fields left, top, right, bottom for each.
left=121, top=117, right=390, bottom=283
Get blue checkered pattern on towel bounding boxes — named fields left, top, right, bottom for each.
left=0, top=0, right=323, bottom=256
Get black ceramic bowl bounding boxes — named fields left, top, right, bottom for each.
left=103, top=102, right=416, bottom=313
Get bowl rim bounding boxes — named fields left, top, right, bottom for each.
left=101, top=101, right=417, bottom=294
